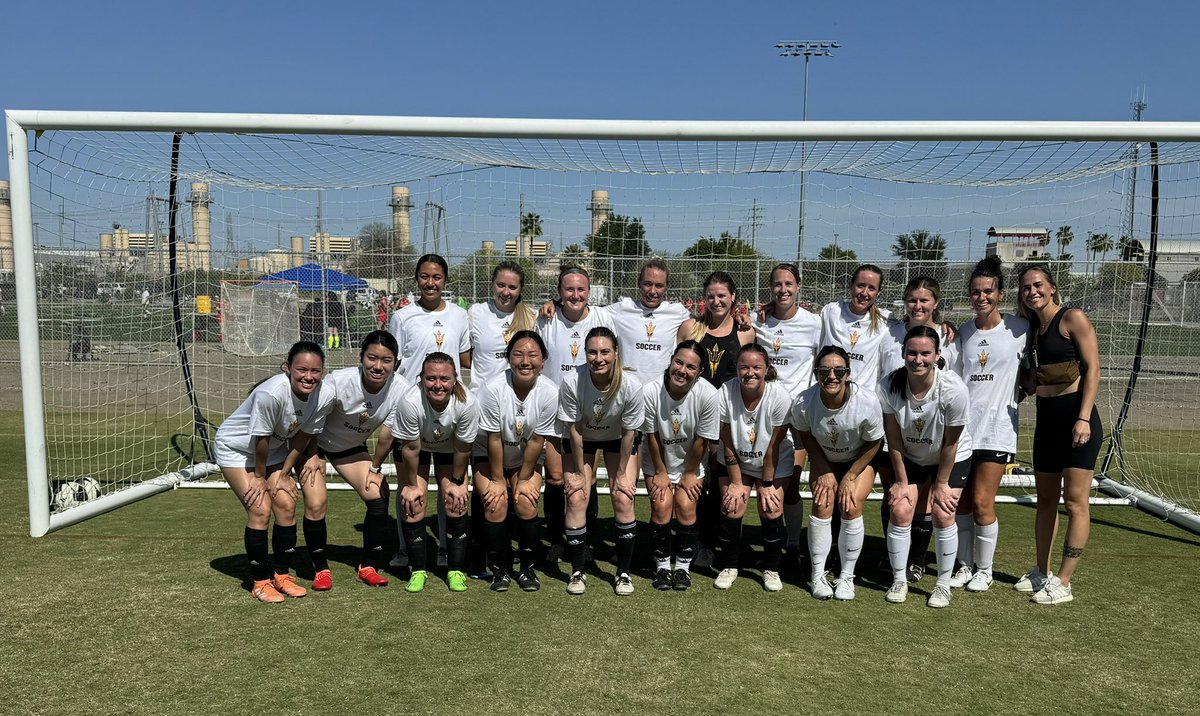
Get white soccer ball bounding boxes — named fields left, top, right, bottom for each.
left=78, top=476, right=102, bottom=501
left=52, top=480, right=82, bottom=511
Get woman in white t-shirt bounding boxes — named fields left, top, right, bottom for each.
left=793, top=345, right=884, bottom=601
left=389, top=352, right=479, bottom=594
left=714, top=343, right=795, bottom=592
left=558, top=326, right=644, bottom=596
left=819, top=264, right=891, bottom=393
left=468, top=260, right=538, bottom=389
left=641, top=340, right=720, bottom=592
left=388, top=253, right=473, bottom=384
left=213, top=340, right=332, bottom=603
left=879, top=325, right=973, bottom=609
left=949, top=256, right=1029, bottom=593
left=291, top=330, right=407, bottom=590
left=473, top=330, right=560, bottom=593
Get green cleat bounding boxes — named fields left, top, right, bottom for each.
left=406, top=570, right=428, bottom=593
left=447, top=570, right=468, bottom=593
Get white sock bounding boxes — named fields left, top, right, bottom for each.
left=838, top=516, right=865, bottom=579
left=784, top=500, right=805, bottom=548
left=886, top=522, right=911, bottom=583
left=975, top=519, right=999, bottom=574
left=807, top=515, right=832, bottom=579
left=955, top=514, right=975, bottom=568
left=655, top=556, right=671, bottom=571
left=934, top=524, right=958, bottom=587
left=437, top=491, right=448, bottom=550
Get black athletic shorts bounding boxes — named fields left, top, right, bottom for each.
left=1033, top=392, right=1103, bottom=472
left=317, top=444, right=368, bottom=461
left=562, top=435, right=640, bottom=455
left=901, top=457, right=971, bottom=489
left=390, top=445, right=455, bottom=467
left=971, top=449, right=1014, bottom=466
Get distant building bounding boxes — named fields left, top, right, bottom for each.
left=238, top=250, right=299, bottom=274
left=310, top=232, right=355, bottom=255
left=99, top=225, right=210, bottom=273
left=985, top=227, right=1051, bottom=263
left=1127, top=239, right=1200, bottom=283
left=505, top=236, right=549, bottom=257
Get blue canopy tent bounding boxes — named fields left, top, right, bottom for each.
left=259, top=263, right=367, bottom=291
left=259, top=264, right=367, bottom=347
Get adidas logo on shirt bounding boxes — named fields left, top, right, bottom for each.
left=828, top=417, right=839, bottom=425
left=571, top=331, right=580, bottom=338
left=671, top=407, right=682, bottom=415
left=433, top=320, right=444, bottom=327
left=365, top=401, right=373, bottom=408
left=978, top=339, right=989, bottom=347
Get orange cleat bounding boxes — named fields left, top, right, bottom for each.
left=312, top=569, right=333, bottom=591
left=251, top=579, right=286, bottom=604
left=272, top=573, right=308, bottom=598
left=357, top=565, right=389, bottom=587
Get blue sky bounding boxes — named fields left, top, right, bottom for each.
left=2, top=0, right=1195, bottom=259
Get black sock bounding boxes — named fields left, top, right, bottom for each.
left=910, top=513, right=933, bottom=568
left=469, top=489, right=488, bottom=573
left=245, top=526, right=270, bottom=582
left=880, top=499, right=891, bottom=539
left=761, top=516, right=785, bottom=572
left=651, top=520, right=672, bottom=568
left=676, top=521, right=698, bottom=567
left=272, top=523, right=297, bottom=576
left=566, top=526, right=587, bottom=573
left=303, top=517, right=328, bottom=572
left=484, top=519, right=511, bottom=573
left=614, top=520, right=637, bottom=575
left=517, top=516, right=539, bottom=571
left=402, top=518, right=427, bottom=571
left=362, top=498, right=388, bottom=569
left=544, top=483, right=565, bottom=545
left=698, top=473, right=721, bottom=550
left=446, top=514, right=470, bottom=571
left=717, top=516, right=743, bottom=569
left=586, top=483, right=600, bottom=549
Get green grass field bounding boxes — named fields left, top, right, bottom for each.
left=3, top=420, right=1200, bottom=715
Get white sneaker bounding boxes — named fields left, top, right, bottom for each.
left=833, top=577, right=856, bottom=601
left=762, top=570, right=783, bottom=593
left=885, top=580, right=908, bottom=604
left=927, top=584, right=952, bottom=608
left=1013, top=566, right=1047, bottom=593
left=436, top=549, right=448, bottom=568
left=810, top=573, right=833, bottom=600
left=965, top=569, right=994, bottom=593
left=949, top=564, right=974, bottom=589
left=693, top=548, right=715, bottom=570
left=713, top=568, right=738, bottom=590
left=614, top=572, right=634, bottom=596
left=1031, top=575, right=1073, bottom=605
left=566, top=570, right=587, bottom=595
left=388, top=550, right=409, bottom=569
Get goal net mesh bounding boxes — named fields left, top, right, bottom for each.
left=219, top=280, right=300, bottom=357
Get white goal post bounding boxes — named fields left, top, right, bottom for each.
left=8, top=110, right=1200, bottom=536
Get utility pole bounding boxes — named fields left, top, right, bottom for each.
left=1120, top=88, right=1148, bottom=252
left=748, top=199, right=763, bottom=254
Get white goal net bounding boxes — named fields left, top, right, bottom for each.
left=219, top=280, right=300, bottom=357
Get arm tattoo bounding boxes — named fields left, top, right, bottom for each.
left=1062, top=544, right=1084, bottom=559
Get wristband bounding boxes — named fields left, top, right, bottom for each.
left=1076, top=418, right=1090, bottom=424
left=368, top=465, right=382, bottom=474
left=760, top=480, right=775, bottom=488
left=449, top=475, right=466, bottom=485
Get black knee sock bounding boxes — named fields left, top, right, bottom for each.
left=566, top=526, right=588, bottom=573
left=717, top=516, right=743, bottom=569
left=484, top=519, right=511, bottom=573
left=651, top=520, right=672, bottom=568
left=469, top=489, right=488, bottom=572
left=676, top=522, right=698, bottom=568
left=699, top=478, right=721, bottom=550
left=303, top=517, right=328, bottom=572
left=402, top=518, right=428, bottom=571
left=272, top=523, right=297, bottom=576
left=362, top=498, right=388, bottom=569
left=517, top=516, right=539, bottom=571
left=614, top=520, right=637, bottom=575
left=446, top=514, right=470, bottom=571
left=761, top=516, right=785, bottom=572
left=910, top=513, right=933, bottom=568
left=544, top=483, right=565, bottom=544
left=880, top=499, right=891, bottom=539
left=245, top=526, right=271, bottom=581
left=586, top=483, right=599, bottom=548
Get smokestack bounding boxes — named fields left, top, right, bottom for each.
left=0, top=181, right=11, bottom=272
left=588, top=190, right=611, bottom=236
left=290, top=236, right=305, bottom=267
left=390, top=186, right=412, bottom=250
left=189, top=182, right=212, bottom=270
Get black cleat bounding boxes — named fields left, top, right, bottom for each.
left=489, top=571, right=511, bottom=592
left=515, top=566, right=541, bottom=592
left=671, top=568, right=692, bottom=591
left=652, top=568, right=673, bottom=591
left=906, top=564, right=925, bottom=583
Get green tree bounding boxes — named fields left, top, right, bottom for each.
left=347, top=221, right=415, bottom=281
left=448, top=247, right=535, bottom=303
left=891, top=229, right=948, bottom=284
left=682, top=232, right=773, bottom=305
left=1054, top=225, right=1075, bottom=260
left=587, top=214, right=650, bottom=297
left=520, top=212, right=543, bottom=238
left=806, top=243, right=860, bottom=305
left=682, top=232, right=761, bottom=260
left=1087, top=231, right=1114, bottom=264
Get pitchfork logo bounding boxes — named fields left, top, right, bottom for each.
left=747, top=426, right=758, bottom=449
left=515, top=420, right=524, bottom=438
left=773, top=329, right=783, bottom=353
left=358, top=410, right=370, bottom=425
left=570, top=341, right=580, bottom=360
left=432, top=425, right=445, bottom=442
left=829, top=425, right=840, bottom=445
left=671, top=417, right=681, bottom=435
left=645, top=322, right=656, bottom=339
left=707, top=346, right=725, bottom=376
left=979, top=350, right=989, bottom=369
left=434, top=331, right=445, bottom=350
left=849, top=330, right=860, bottom=349
left=914, top=417, right=926, bottom=434
left=592, top=399, right=606, bottom=424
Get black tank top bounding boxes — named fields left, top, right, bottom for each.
left=698, top=328, right=742, bottom=387
left=1036, top=308, right=1078, bottom=364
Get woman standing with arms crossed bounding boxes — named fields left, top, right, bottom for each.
left=641, top=340, right=720, bottom=591
left=1016, top=264, right=1102, bottom=604
left=213, top=341, right=335, bottom=602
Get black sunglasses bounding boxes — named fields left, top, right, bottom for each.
left=814, top=366, right=850, bottom=379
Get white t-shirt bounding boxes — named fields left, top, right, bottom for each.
left=558, top=366, right=644, bottom=441
left=792, top=381, right=885, bottom=464
left=819, top=301, right=892, bottom=390
left=599, top=298, right=691, bottom=378
left=640, top=377, right=720, bottom=476
left=754, top=309, right=821, bottom=394
left=388, top=301, right=472, bottom=384
left=535, top=306, right=615, bottom=386
left=717, top=378, right=795, bottom=479
left=468, top=300, right=534, bottom=390
left=315, top=367, right=413, bottom=453
left=475, top=372, right=560, bottom=469
left=954, top=314, right=1030, bottom=454
left=881, top=321, right=959, bottom=378
left=878, top=368, right=973, bottom=466
left=214, top=373, right=335, bottom=466
left=390, top=388, right=478, bottom=454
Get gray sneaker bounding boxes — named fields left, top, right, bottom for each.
left=1031, top=575, right=1073, bottom=605
left=885, top=580, right=909, bottom=604
left=713, top=568, right=738, bottom=590
left=388, top=550, right=409, bottom=569
left=762, top=570, right=783, bottom=593
left=566, top=570, right=587, bottom=595
left=965, top=569, right=993, bottom=593
left=1013, top=566, right=1047, bottom=593
left=614, top=572, right=635, bottom=596
left=927, top=584, right=952, bottom=608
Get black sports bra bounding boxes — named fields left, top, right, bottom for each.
left=1033, top=309, right=1080, bottom=385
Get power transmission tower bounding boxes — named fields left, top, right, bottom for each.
left=748, top=199, right=763, bottom=253
left=423, top=201, right=448, bottom=255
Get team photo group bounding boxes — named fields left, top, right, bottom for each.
left=212, top=251, right=1102, bottom=608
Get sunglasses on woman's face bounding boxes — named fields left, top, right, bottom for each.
left=814, top=366, right=850, bottom=379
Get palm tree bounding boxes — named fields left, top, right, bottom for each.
left=1055, top=225, right=1075, bottom=260
left=1087, top=232, right=1114, bottom=264
left=1118, top=235, right=1144, bottom=262
left=891, top=228, right=947, bottom=262
left=520, top=211, right=543, bottom=239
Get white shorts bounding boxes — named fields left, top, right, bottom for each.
left=213, top=438, right=289, bottom=470
left=643, top=461, right=707, bottom=485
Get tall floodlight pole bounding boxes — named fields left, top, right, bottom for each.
left=777, top=40, right=839, bottom=272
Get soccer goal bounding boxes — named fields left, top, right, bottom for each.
left=7, top=111, right=1200, bottom=536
